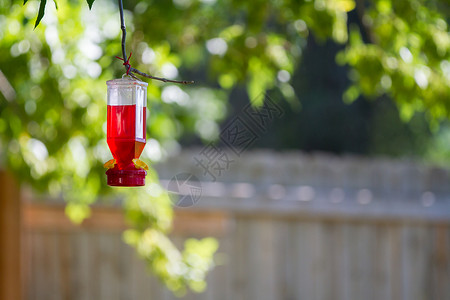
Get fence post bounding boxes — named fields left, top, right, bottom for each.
left=0, top=171, right=21, bottom=300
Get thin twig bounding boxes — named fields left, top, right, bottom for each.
left=130, top=67, right=194, bottom=84
left=117, top=0, right=194, bottom=85
left=119, top=0, right=127, bottom=64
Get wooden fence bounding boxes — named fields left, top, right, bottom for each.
left=8, top=151, right=450, bottom=299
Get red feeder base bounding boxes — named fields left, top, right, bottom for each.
left=106, top=168, right=147, bottom=187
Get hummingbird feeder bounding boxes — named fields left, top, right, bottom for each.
left=103, top=77, right=149, bottom=186
left=102, top=0, right=193, bottom=187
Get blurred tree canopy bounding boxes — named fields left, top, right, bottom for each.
left=0, top=0, right=449, bottom=294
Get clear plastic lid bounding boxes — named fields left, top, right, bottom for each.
left=106, top=78, right=148, bottom=106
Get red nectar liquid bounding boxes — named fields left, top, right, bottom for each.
left=107, top=104, right=146, bottom=169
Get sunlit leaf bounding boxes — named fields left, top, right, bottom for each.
left=86, top=0, right=95, bottom=10
left=34, top=0, right=47, bottom=28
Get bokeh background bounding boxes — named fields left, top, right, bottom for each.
left=0, top=0, right=449, bottom=299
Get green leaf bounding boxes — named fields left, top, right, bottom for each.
left=34, top=0, right=47, bottom=28
left=23, top=0, right=28, bottom=5
left=53, top=0, right=58, bottom=10
left=86, top=0, right=95, bottom=10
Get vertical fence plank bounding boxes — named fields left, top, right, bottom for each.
left=231, top=217, right=249, bottom=300
left=335, top=223, right=352, bottom=300
left=33, top=232, right=59, bottom=299
left=118, top=237, right=133, bottom=300
left=58, top=232, right=72, bottom=300
left=203, top=234, right=230, bottom=300
left=48, top=232, right=62, bottom=300
left=313, top=222, right=332, bottom=300
left=349, top=224, right=376, bottom=300
left=32, top=231, right=45, bottom=299
left=29, top=231, right=40, bottom=300
left=293, top=221, right=318, bottom=300
left=401, top=225, right=430, bottom=300
left=323, top=222, right=349, bottom=300
left=98, top=233, right=121, bottom=300
left=23, top=231, right=34, bottom=300
left=250, top=218, right=278, bottom=300
left=431, top=225, right=450, bottom=300
left=372, top=224, right=392, bottom=300
left=276, top=220, right=295, bottom=300
left=388, top=224, right=403, bottom=300
left=129, top=244, right=155, bottom=300
left=71, top=231, right=94, bottom=300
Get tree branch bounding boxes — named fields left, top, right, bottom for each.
left=129, top=67, right=194, bottom=84
left=117, top=0, right=194, bottom=84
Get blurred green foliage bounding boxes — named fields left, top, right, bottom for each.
left=0, top=0, right=449, bottom=294
left=337, top=0, right=449, bottom=127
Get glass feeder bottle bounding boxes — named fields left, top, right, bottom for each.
left=105, top=78, right=148, bottom=186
